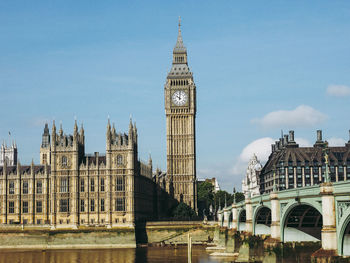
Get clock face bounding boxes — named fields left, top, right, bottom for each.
left=172, top=90, right=188, bottom=106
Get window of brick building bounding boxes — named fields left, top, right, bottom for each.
left=59, top=199, right=69, bottom=212
left=116, top=176, right=125, bottom=192
left=101, top=199, right=105, bottom=212
left=80, top=199, right=85, bottom=212
left=80, top=178, right=84, bottom=192
left=60, top=178, right=68, bottom=193
left=23, top=181, right=29, bottom=194
left=90, top=178, right=95, bottom=192
left=90, top=199, right=95, bottom=212
left=22, top=201, right=28, bottom=213
left=36, top=180, right=42, bottom=194
left=100, top=178, right=105, bottom=192
left=116, top=197, right=125, bottom=211
left=36, top=201, right=42, bottom=213
left=9, top=201, right=14, bottom=213
left=9, top=181, right=15, bottom=194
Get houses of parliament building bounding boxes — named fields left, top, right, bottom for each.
left=0, top=20, right=198, bottom=227
left=0, top=119, right=155, bottom=227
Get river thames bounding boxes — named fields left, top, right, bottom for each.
left=0, top=245, right=320, bottom=263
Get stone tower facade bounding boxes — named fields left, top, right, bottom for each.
left=164, top=19, right=197, bottom=211
left=40, top=123, right=51, bottom=165
left=0, top=141, right=17, bottom=166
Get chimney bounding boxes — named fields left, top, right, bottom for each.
left=279, top=138, right=284, bottom=147
left=272, top=144, right=276, bottom=152
left=283, top=135, right=289, bottom=145
left=289, top=130, right=295, bottom=142
left=317, top=130, right=323, bottom=142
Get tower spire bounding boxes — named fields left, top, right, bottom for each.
left=173, top=17, right=186, bottom=55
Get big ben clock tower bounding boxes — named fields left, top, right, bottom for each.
left=164, top=18, right=197, bottom=211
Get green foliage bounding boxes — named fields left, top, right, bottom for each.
left=172, top=202, right=197, bottom=220
left=197, top=180, right=245, bottom=218
left=214, top=190, right=245, bottom=208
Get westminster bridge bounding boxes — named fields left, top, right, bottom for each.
left=217, top=180, right=350, bottom=257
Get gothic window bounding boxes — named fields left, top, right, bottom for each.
left=80, top=199, right=85, bottom=212
left=117, top=155, right=123, bottom=166
left=101, top=199, right=105, bottom=212
left=100, top=178, right=105, bottom=192
left=90, top=178, right=95, bottom=192
left=9, top=181, right=14, bottom=194
left=116, top=176, right=125, bottom=192
left=22, top=201, right=28, bottom=213
left=62, top=156, right=68, bottom=166
left=80, top=178, right=85, bottom=192
left=90, top=199, right=95, bottom=212
left=60, top=178, right=68, bottom=193
left=59, top=199, right=69, bottom=212
left=36, top=180, right=42, bottom=194
left=8, top=201, right=14, bottom=214
left=36, top=201, right=42, bottom=213
left=22, top=180, right=29, bottom=194
left=116, top=197, right=125, bottom=211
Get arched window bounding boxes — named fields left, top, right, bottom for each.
left=62, top=156, right=67, bottom=166
left=117, top=155, right=123, bottom=166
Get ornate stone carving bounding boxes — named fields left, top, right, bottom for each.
left=242, top=154, right=262, bottom=198
left=280, top=203, right=287, bottom=216
left=338, top=201, right=350, bottom=221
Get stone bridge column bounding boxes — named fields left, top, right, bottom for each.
left=245, top=197, right=253, bottom=234
left=231, top=204, right=238, bottom=231
left=270, top=191, right=281, bottom=241
left=217, top=210, right=223, bottom=226
left=320, top=183, right=337, bottom=251
left=223, top=207, right=229, bottom=228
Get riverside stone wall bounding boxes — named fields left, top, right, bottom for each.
left=0, top=227, right=136, bottom=249
left=0, top=222, right=216, bottom=249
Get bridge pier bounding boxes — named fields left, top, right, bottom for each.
left=245, top=197, right=253, bottom=235
left=270, top=191, right=281, bottom=241
left=223, top=207, right=229, bottom=228
left=312, top=182, right=339, bottom=261
left=218, top=210, right=223, bottom=227
left=320, top=183, right=337, bottom=252
left=231, top=204, right=238, bottom=231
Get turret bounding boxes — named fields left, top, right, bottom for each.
left=128, top=118, right=134, bottom=146
left=51, top=120, right=57, bottom=150
left=79, top=123, right=85, bottom=144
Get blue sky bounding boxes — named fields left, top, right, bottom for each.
left=1, top=1, right=350, bottom=191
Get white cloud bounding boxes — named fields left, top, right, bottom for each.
left=230, top=137, right=275, bottom=191
left=229, top=136, right=311, bottom=191
left=251, top=105, right=327, bottom=129
left=327, top=137, right=346, bottom=146
left=327, top=85, right=350, bottom=97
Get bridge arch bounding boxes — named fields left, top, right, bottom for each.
left=281, top=201, right=322, bottom=242
left=238, top=209, right=246, bottom=232
left=253, top=206, right=271, bottom=235
left=338, top=207, right=350, bottom=256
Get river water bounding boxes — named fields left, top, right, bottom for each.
left=0, top=245, right=321, bottom=263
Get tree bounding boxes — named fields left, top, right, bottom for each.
left=197, top=181, right=214, bottom=217
left=172, top=202, right=197, bottom=220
